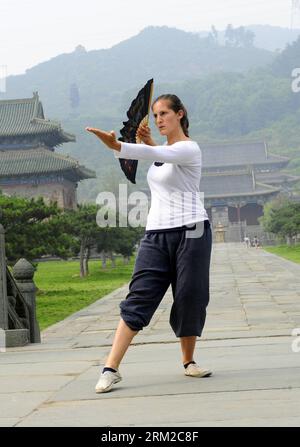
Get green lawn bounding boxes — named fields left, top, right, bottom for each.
left=34, top=257, right=135, bottom=331
left=32, top=244, right=300, bottom=332
left=263, top=244, right=300, bottom=264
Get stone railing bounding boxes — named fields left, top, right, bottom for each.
left=0, top=224, right=40, bottom=348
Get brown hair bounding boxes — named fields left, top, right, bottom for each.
left=151, top=94, right=189, bottom=137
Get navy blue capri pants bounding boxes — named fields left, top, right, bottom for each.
left=120, top=219, right=212, bottom=337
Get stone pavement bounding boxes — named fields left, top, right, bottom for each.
left=1, top=243, right=300, bottom=427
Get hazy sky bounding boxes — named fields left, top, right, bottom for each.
left=0, top=0, right=298, bottom=76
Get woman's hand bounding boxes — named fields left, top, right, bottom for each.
left=136, top=123, right=156, bottom=146
left=85, top=127, right=121, bottom=151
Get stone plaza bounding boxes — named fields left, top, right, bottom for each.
left=0, top=242, right=300, bottom=427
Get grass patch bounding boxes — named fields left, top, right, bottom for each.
left=263, top=244, right=300, bottom=264
left=34, top=256, right=135, bottom=331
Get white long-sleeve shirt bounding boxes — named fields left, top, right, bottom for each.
left=114, top=140, right=208, bottom=231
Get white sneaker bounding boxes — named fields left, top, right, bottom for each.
left=184, top=363, right=212, bottom=378
left=95, top=370, right=122, bottom=393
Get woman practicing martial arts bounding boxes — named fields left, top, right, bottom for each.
left=86, top=94, right=212, bottom=393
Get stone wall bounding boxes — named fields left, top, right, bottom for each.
left=0, top=179, right=77, bottom=210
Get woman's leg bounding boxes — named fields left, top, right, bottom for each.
left=170, top=221, right=212, bottom=339
left=104, top=318, right=139, bottom=370
left=103, top=232, right=171, bottom=371
left=180, top=336, right=197, bottom=364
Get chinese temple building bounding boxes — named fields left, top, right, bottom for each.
left=0, top=92, right=96, bottom=209
left=200, top=141, right=299, bottom=242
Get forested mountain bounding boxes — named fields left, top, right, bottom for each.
left=1, top=26, right=274, bottom=118
left=247, top=25, right=300, bottom=51
left=1, top=25, right=300, bottom=202
left=270, top=35, right=300, bottom=76
left=198, top=25, right=300, bottom=51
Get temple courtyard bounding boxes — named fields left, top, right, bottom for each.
left=0, top=242, right=300, bottom=427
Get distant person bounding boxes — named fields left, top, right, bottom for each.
left=86, top=94, right=212, bottom=393
left=244, top=235, right=250, bottom=248
left=253, top=235, right=260, bottom=248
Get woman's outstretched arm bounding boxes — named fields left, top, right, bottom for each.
left=86, top=123, right=156, bottom=149
left=85, top=125, right=198, bottom=165
left=85, top=127, right=121, bottom=151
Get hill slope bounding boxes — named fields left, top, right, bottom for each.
left=1, top=26, right=300, bottom=202
left=1, top=26, right=274, bottom=119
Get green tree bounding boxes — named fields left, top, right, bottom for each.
left=225, top=25, right=254, bottom=48
left=95, top=212, right=144, bottom=268
left=0, top=194, right=72, bottom=263
left=60, top=204, right=101, bottom=277
left=112, top=225, right=144, bottom=264
left=260, top=197, right=300, bottom=244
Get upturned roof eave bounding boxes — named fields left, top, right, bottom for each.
left=204, top=188, right=280, bottom=199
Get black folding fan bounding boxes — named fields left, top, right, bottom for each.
left=118, top=78, right=154, bottom=184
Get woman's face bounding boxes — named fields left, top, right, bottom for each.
left=152, top=100, right=183, bottom=136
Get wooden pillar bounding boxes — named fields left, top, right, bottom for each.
left=237, top=203, right=242, bottom=242
left=237, top=203, right=241, bottom=222
left=0, top=225, right=8, bottom=330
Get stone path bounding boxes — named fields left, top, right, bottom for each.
left=0, top=243, right=300, bottom=427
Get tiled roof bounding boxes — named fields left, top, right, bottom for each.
left=201, top=141, right=289, bottom=168
left=200, top=170, right=279, bottom=198
left=256, top=172, right=300, bottom=184
left=0, top=92, right=75, bottom=144
left=0, top=148, right=96, bottom=180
